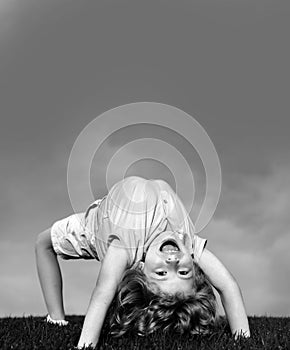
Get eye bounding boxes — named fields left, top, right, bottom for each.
left=156, top=271, right=167, bottom=276
left=178, top=270, right=189, bottom=275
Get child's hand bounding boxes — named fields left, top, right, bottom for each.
left=74, top=344, right=93, bottom=350
left=234, top=329, right=251, bottom=340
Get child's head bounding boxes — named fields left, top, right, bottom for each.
left=109, top=259, right=216, bottom=337
left=140, top=230, right=197, bottom=295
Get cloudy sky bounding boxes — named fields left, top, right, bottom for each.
left=0, top=0, right=289, bottom=318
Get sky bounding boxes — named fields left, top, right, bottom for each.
left=0, top=0, right=289, bottom=317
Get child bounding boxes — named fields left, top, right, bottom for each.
left=35, top=176, right=250, bottom=348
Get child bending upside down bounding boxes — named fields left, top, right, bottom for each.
left=35, top=176, right=250, bottom=348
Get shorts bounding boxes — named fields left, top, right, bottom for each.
left=50, top=202, right=102, bottom=260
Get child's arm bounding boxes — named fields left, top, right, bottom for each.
left=198, top=248, right=250, bottom=338
left=77, top=242, right=129, bottom=348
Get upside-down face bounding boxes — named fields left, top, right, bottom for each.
left=142, top=231, right=195, bottom=295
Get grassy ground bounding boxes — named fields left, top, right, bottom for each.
left=0, top=315, right=289, bottom=350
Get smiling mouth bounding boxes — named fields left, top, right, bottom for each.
left=159, top=240, right=180, bottom=253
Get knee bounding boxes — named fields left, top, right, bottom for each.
left=35, top=228, right=53, bottom=253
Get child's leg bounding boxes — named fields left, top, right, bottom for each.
left=35, top=228, right=65, bottom=320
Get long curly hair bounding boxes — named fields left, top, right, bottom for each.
left=109, top=261, right=216, bottom=337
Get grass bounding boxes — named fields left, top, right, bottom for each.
left=0, top=315, right=289, bottom=349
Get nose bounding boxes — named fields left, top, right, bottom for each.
left=165, top=255, right=180, bottom=264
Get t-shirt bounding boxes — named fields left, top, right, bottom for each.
left=51, top=177, right=207, bottom=266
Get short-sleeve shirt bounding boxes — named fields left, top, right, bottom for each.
left=51, top=177, right=207, bottom=266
